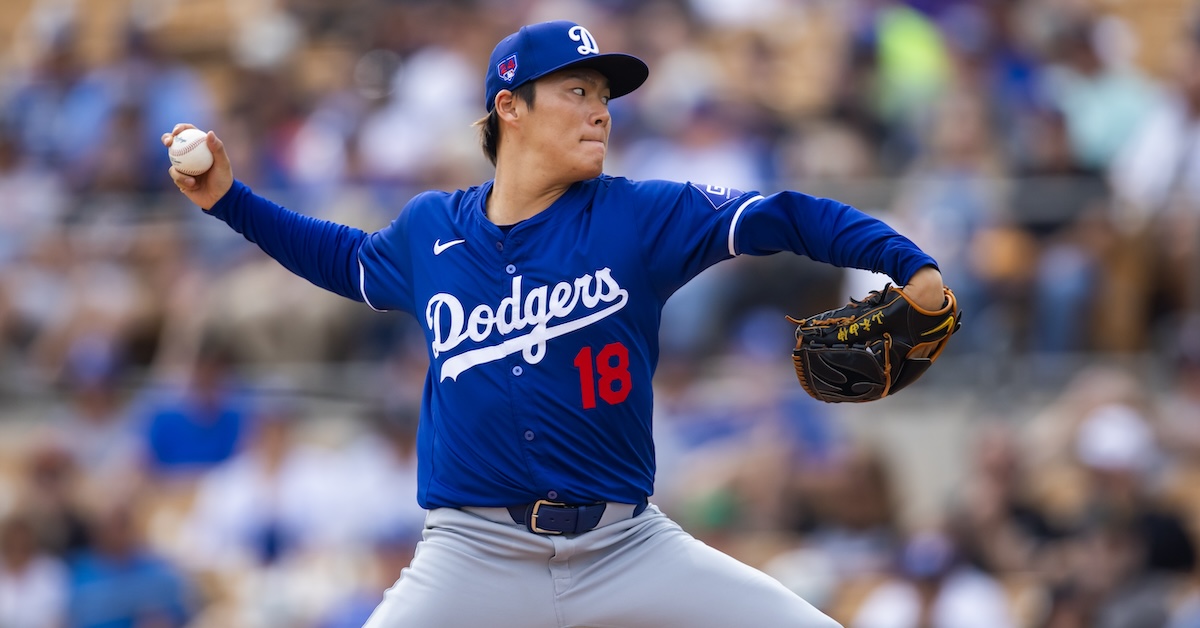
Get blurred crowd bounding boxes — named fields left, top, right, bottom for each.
left=2, top=0, right=1200, bottom=626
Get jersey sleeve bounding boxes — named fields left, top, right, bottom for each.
left=627, top=180, right=764, bottom=299
left=733, top=190, right=937, bottom=284
left=205, top=180, right=368, bottom=302
left=206, top=180, right=421, bottom=315
left=356, top=199, right=418, bottom=315
left=627, top=179, right=937, bottom=299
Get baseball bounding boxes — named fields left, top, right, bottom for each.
left=168, top=128, right=214, bottom=176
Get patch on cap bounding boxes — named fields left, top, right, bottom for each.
left=497, top=54, right=518, bottom=83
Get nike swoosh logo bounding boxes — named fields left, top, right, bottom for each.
left=433, top=239, right=466, bottom=255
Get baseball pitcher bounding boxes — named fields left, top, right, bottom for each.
left=165, top=20, right=953, bottom=627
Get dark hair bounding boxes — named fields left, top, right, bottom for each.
left=475, top=81, right=537, bottom=166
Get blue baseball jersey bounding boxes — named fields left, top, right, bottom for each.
left=206, top=176, right=936, bottom=509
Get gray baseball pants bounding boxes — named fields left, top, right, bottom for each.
left=363, top=503, right=842, bottom=627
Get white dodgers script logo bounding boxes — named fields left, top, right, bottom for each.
left=426, top=268, right=627, bottom=381
left=569, top=26, right=599, bottom=56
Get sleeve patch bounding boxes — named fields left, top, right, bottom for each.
left=690, top=183, right=744, bottom=210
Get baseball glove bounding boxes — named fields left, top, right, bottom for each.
left=787, top=284, right=960, bottom=403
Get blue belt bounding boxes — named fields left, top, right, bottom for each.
left=505, top=499, right=648, bottom=535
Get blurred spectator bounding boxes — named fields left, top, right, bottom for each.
left=1008, top=107, right=1112, bottom=353
left=943, top=1, right=1042, bottom=139
left=792, top=445, right=901, bottom=582
left=1021, top=365, right=1152, bottom=478
left=950, top=422, right=1058, bottom=576
left=1158, top=317, right=1200, bottom=460
left=1049, top=518, right=1182, bottom=628
left=1040, top=17, right=1158, bottom=170
left=1, top=29, right=113, bottom=185
left=649, top=357, right=838, bottom=541
left=67, top=499, right=193, bottom=628
left=849, top=528, right=1015, bottom=628
left=1031, top=402, right=1198, bottom=628
left=354, top=42, right=480, bottom=187
left=1072, top=404, right=1194, bottom=576
left=0, top=229, right=74, bottom=376
left=0, top=218, right=149, bottom=379
left=137, top=340, right=252, bottom=476
left=18, top=446, right=90, bottom=560
left=179, top=400, right=340, bottom=571
left=87, top=103, right=159, bottom=196
left=119, top=220, right=189, bottom=368
left=1110, top=22, right=1200, bottom=228
left=47, top=336, right=142, bottom=485
left=333, top=399, right=426, bottom=547
left=1074, top=403, right=1161, bottom=479
left=872, top=3, right=953, bottom=136
left=0, top=512, right=68, bottom=628
left=286, top=66, right=365, bottom=203
left=219, top=67, right=306, bottom=191
left=1110, top=21, right=1200, bottom=335
left=0, top=130, right=67, bottom=271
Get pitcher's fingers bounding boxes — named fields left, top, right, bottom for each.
left=168, top=167, right=197, bottom=190
left=206, top=131, right=229, bottom=168
left=171, top=123, right=197, bottom=135
left=162, top=132, right=174, bottom=147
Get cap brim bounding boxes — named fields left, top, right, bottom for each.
left=539, top=53, right=649, bottom=101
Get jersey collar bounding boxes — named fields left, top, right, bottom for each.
left=474, top=178, right=593, bottom=236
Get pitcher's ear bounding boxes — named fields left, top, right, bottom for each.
left=494, top=90, right=519, bottom=121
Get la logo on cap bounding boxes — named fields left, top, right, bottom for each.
left=569, top=25, right=599, bottom=55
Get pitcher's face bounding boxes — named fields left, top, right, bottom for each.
left=525, top=68, right=612, bottom=181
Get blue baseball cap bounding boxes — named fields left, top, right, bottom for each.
left=484, top=20, right=649, bottom=112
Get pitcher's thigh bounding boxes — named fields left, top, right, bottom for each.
left=363, top=527, right=559, bottom=628
left=574, top=524, right=841, bottom=628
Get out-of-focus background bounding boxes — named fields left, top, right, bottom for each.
left=0, top=0, right=1199, bottom=626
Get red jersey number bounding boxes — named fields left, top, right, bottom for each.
left=573, top=342, right=632, bottom=409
